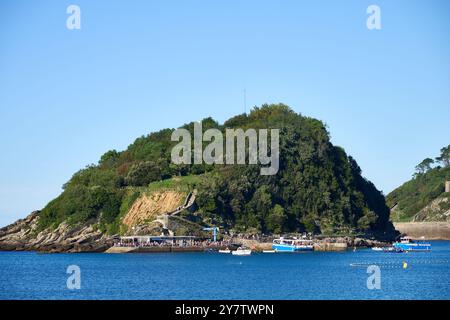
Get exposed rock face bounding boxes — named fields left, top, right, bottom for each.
left=413, top=196, right=450, bottom=222
left=122, top=191, right=186, bottom=228
left=0, top=211, right=113, bottom=253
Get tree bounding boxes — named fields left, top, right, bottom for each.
left=250, top=185, right=272, bottom=231
left=99, top=150, right=120, bottom=168
left=435, top=145, right=450, bottom=168
left=357, top=210, right=377, bottom=231
left=266, top=204, right=286, bottom=234
left=125, top=161, right=161, bottom=186
left=415, top=158, right=434, bottom=175
left=302, top=214, right=318, bottom=233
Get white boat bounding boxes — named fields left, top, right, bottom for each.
left=371, top=247, right=383, bottom=251
left=218, top=249, right=231, bottom=254
left=263, top=250, right=276, bottom=253
left=232, top=248, right=252, bottom=256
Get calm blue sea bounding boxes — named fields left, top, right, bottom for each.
left=1, top=241, right=449, bottom=300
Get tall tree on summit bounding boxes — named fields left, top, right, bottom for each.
left=415, top=158, right=434, bottom=175
left=435, top=145, right=450, bottom=168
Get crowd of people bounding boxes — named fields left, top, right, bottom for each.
left=114, top=239, right=231, bottom=248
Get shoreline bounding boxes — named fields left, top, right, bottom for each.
left=0, top=211, right=397, bottom=254
left=4, top=239, right=450, bottom=255
left=1, top=236, right=389, bottom=254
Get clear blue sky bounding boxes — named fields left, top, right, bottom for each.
left=1, top=0, right=449, bottom=227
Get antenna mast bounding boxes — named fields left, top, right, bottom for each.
left=244, top=88, right=247, bottom=114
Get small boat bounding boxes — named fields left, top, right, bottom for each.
left=263, top=250, right=276, bottom=253
left=218, top=249, right=231, bottom=254
left=393, top=237, right=431, bottom=252
left=373, top=246, right=401, bottom=252
left=231, top=247, right=252, bottom=256
left=272, top=237, right=314, bottom=252
left=383, top=246, right=404, bottom=253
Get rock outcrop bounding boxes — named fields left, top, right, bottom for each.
left=122, top=191, right=186, bottom=228
left=0, top=211, right=113, bottom=253
left=0, top=191, right=199, bottom=252
left=413, top=196, right=450, bottom=222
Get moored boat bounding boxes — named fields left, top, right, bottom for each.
left=272, top=237, right=314, bottom=252
left=218, top=249, right=231, bottom=254
left=393, top=237, right=431, bottom=252
left=383, top=246, right=404, bottom=253
left=372, top=246, right=403, bottom=253
left=231, top=247, right=252, bottom=256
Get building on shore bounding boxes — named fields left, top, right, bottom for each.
left=111, top=235, right=233, bottom=253
left=116, top=235, right=197, bottom=247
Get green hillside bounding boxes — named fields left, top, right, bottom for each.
left=387, top=146, right=450, bottom=222
left=38, top=104, right=396, bottom=239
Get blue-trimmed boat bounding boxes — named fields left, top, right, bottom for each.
left=272, top=237, right=314, bottom=252
left=393, top=237, right=431, bottom=252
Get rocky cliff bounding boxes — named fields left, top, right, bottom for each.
left=122, top=191, right=186, bottom=228
left=0, top=211, right=113, bottom=253
left=413, top=195, right=450, bottom=222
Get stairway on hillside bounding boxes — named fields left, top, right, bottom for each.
left=156, top=190, right=198, bottom=231
left=167, top=190, right=197, bottom=217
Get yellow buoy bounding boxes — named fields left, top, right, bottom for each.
left=403, top=262, right=408, bottom=269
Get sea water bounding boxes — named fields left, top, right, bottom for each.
left=1, top=241, right=449, bottom=300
